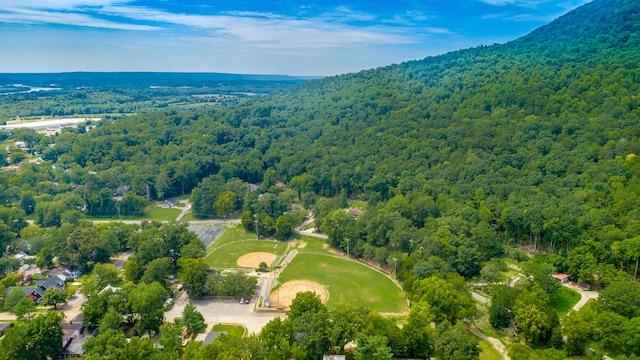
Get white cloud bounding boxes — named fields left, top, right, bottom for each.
left=0, top=1, right=451, bottom=50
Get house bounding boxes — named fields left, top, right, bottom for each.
left=551, top=273, right=570, bottom=284
left=50, top=265, right=81, bottom=280
left=5, top=275, right=65, bottom=303
left=14, top=251, right=36, bottom=264
left=323, top=356, right=346, bottom=360
left=61, top=313, right=91, bottom=358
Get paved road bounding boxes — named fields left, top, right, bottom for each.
left=111, top=250, right=133, bottom=270
left=564, top=282, right=599, bottom=311
left=164, top=294, right=282, bottom=334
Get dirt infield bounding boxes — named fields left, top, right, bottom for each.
left=237, top=252, right=277, bottom=268
left=269, top=280, right=329, bottom=308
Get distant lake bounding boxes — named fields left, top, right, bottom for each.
left=0, top=84, right=61, bottom=95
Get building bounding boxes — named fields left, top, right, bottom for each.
left=6, top=275, right=66, bottom=302
left=50, top=265, right=82, bottom=280
left=551, top=273, right=570, bottom=284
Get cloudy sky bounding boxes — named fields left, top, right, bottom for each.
left=0, top=0, right=591, bottom=76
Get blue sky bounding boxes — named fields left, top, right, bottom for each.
left=0, top=0, right=591, bottom=76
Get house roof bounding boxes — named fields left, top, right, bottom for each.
left=551, top=273, right=569, bottom=280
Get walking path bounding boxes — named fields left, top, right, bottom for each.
left=466, top=326, right=510, bottom=360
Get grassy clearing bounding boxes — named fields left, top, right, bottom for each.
left=276, top=253, right=407, bottom=313
left=550, top=286, right=581, bottom=315
left=211, top=324, right=246, bottom=337
left=207, top=240, right=287, bottom=268
left=146, top=207, right=181, bottom=221
left=294, top=235, right=331, bottom=254
left=478, top=339, right=502, bottom=360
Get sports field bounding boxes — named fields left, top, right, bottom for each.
left=207, top=240, right=287, bottom=268
left=275, top=253, right=408, bottom=313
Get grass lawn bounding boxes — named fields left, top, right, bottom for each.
left=211, top=324, right=246, bottom=337
left=478, top=339, right=502, bottom=360
left=209, top=225, right=259, bottom=249
left=550, top=286, right=581, bottom=315
left=145, top=207, right=181, bottom=221
left=294, top=235, right=331, bottom=254
left=276, top=253, right=407, bottom=313
left=207, top=240, right=287, bottom=268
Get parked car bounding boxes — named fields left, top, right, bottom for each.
left=245, top=298, right=250, bottom=304
left=240, top=297, right=245, bottom=304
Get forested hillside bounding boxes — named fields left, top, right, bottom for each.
left=5, top=0, right=635, bottom=284
left=0, top=0, right=639, bottom=357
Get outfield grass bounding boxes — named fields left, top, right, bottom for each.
left=550, top=286, right=580, bottom=315
left=276, top=253, right=407, bottom=313
left=207, top=240, right=287, bottom=268
left=478, top=339, right=502, bottom=360
left=294, top=235, right=331, bottom=254
left=211, top=324, right=246, bottom=337
left=212, top=225, right=259, bottom=248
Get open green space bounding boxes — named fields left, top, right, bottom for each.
left=210, top=324, right=246, bottom=338
left=549, top=286, right=581, bottom=315
left=276, top=253, right=407, bottom=313
left=207, top=240, right=287, bottom=268
left=478, top=339, right=502, bottom=360
left=208, top=225, right=261, bottom=249
left=294, top=235, right=331, bottom=254
left=145, top=207, right=181, bottom=221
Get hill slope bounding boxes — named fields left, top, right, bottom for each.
left=5, top=0, right=639, bottom=283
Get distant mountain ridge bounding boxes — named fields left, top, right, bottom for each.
left=0, top=72, right=315, bottom=89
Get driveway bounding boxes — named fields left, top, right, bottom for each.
left=164, top=294, right=282, bottom=334
left=564, top=282, right=599, bottom=311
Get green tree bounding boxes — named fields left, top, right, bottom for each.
left=178, top=257, right=208, bottom=298
left=274, top=213, right=298, bottom=240
left=289, top=291, right=325, bottom=318
left=141, top=257, right=173, bottom=285
left=434, top=321, right=480, bottom=360
left=99, top=308, right=124, bottom=333
left=214, top=191, right=237, bottom=217
left=4, top=287, right=26, bottom=311
left=129, top=282, right=168, bottom=335
left=411, top=274, right=475, bottom=323
left=489, top=285, right=517, bottom=329
left=0, top=311, right=64, bottom=360
left=82, top=329, right=126, bottom=359
left=158, top=322, right=183, bottom=355
left=13, top=297, right=36, bottom=318
left=182, top=301, right=205, bottom=335
left=354, top=333, right=393, bottom=360
left=402, top=300, right=435, bottom=358
left=41, top=288, right=68, bottom=309
left=35, top=247, right=54, bottom=270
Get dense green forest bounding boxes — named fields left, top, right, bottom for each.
left=0, top=0, right=639, bottom=358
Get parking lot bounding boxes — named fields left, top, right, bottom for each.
left=164, top=294, right=282, bottom=334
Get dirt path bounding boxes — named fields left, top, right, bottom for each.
left=467, top=326, right=509, bottom=360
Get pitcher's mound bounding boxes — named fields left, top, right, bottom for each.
left=237, top=252, right=277, bottom=268
left=269, top=280, right=329, bottom=308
